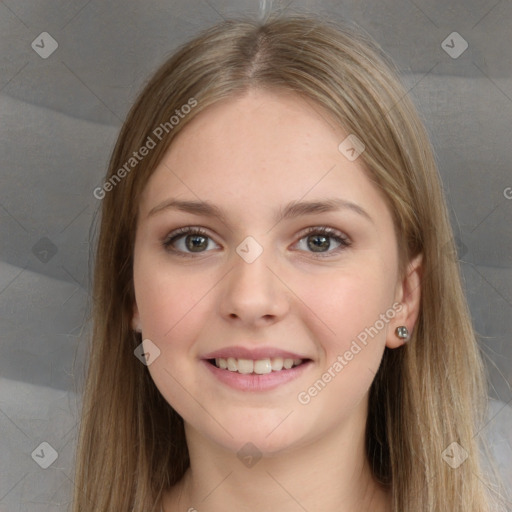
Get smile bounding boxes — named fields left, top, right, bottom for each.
left=202, top=358, right=312, bottom=392
left=210, top=357, right=304, bottom=374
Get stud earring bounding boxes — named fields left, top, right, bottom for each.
left=395, top=326, right=409, bottom=342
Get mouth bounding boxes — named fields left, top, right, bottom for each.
left=206, top=357, right=310, bottom=374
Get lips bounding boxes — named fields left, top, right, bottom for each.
left=201, top=346, right=309, bottom=361
left=201, top=357, right=313, bottom=391
left=200, top=345, right=313, bottom=390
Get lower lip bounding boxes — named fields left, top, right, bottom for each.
left=201, top=359, right=313, bottom=391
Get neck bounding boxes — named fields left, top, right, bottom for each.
left=162, top=400, right=391, bottom=512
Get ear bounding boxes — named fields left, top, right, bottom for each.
left=132, top=303, right=142, bottom=333
left=386, top=253, right=423, bottom=348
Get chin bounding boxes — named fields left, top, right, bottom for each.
left=193, top=414, right=307, bottom=458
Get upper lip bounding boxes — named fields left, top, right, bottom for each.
left=201, top=346, right=311, bottom=361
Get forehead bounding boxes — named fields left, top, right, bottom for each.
left=160, top=88, right=344, bottom=172
left=138, top=89, right=391, bottom=229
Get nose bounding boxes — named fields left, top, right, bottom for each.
left=218, top=242, right=290, bottom=327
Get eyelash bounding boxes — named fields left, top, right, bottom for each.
left=161, top=226, right=351, bottom=259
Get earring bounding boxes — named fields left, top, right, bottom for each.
left=395, top=326, right=409, bottom=342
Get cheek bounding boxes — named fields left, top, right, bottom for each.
left=296, top=265, right=395, bottom=353
left=133, top=261, right=214, bottom=417
left=133, top=254, right=211, bottom=343
left=294, top=271, right=392, bottom=416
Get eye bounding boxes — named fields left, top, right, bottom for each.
left=162, top=227, right=220, bottom=256
left=162, top=225, right=351, bottom=258
left=293, top=226, right=351, bottom=257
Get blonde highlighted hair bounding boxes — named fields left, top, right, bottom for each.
left=72, top=13, right=507, bottom=511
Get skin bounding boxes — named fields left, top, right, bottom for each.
left=132, top=88, right=422, bottom=512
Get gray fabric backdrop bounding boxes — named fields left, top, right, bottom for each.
left=1, top=1, right=511, bottom=510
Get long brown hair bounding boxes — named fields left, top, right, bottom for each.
left=72, top=13, right=507, bottom=511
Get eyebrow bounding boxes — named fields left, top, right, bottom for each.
left=147, top=197, right=374, bottom=225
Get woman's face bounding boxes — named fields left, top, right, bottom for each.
left=132, top=89, right=417, bottom=455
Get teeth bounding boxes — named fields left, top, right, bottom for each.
left=237, top=359, right=254, bottom=374
left=254, top=359, right=272, bottom=374
left=213, top=357, right=303, bottom=373
left=271, top=357, right=283, bottom=371
left=283, top=358, right=293, bottom=369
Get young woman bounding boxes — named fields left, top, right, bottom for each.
left=72, top=13, right=508, bottom=512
